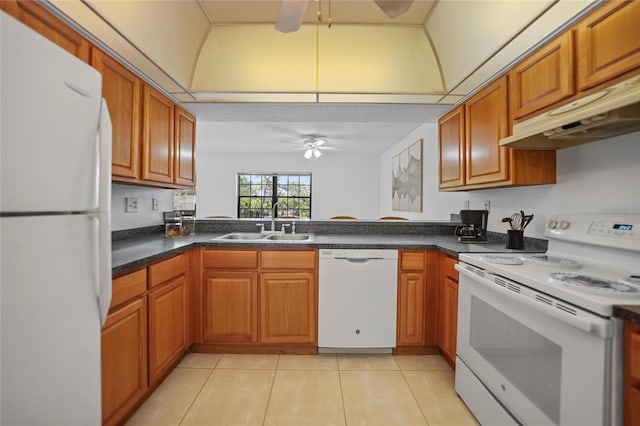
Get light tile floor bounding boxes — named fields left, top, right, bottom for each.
left=126, top=353, right=478, bottom=426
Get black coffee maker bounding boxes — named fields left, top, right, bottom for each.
left=455, top=209, right=489, bottom=243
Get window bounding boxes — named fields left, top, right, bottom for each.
left=238, top=173, right=311, bottom=219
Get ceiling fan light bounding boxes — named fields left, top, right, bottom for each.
left=304, top=148, right=313, bottom=159
left=313, top=148, right=322, bottom=158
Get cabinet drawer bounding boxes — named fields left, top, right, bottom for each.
left=111, top=268, right=147, bottom=308
left=203, top=249, right=258, bottom=269
left=149, top=253, right=187, bottom=288
left=441, top=255, right=458, bottom=281
left=261, top=250, right=316, bottom=269
left=630, top=330, right=640, bottom=381
left=400, top=251, right=425, bottom=271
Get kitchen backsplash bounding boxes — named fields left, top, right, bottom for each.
left=111, top=184, right=173, bottom=231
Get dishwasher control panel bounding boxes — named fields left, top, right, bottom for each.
left=320, top=249, right=398, bottom=260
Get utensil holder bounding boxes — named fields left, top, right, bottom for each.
left=507, top=230, right=524, bottom=250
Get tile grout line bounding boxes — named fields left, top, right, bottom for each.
left=337, top=367, right=349, bottom=426
left=177, top=366, right=217, bottom=426
left=261, top=354, right=280, bottom=426
left=399, top=367, right=433, bottom=426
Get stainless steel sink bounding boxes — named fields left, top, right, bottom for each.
left=265, top=233, right=314, bottom=241
left=212, top=232, right=314, bottom=242
left=214, top=232, right=265, bottom=241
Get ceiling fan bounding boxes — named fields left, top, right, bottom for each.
left=287, top=134, right=338, bottom=159
left=275, top=0, right=415, bottom=33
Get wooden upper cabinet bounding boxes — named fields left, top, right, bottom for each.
left=438, top=105, right=465, bottom=189
left=510, top=31, right=575, bottom=120
left=142, top=84, right=175, bottom=184
left=1, top=0, right=90, bottom=62
left=577, top=0, right=640, bottom=91
left=91, top=49, right=142, bottom=180
left=174, top=107, right=196, bottom=186
left=465, top=75, right=510, bottom=186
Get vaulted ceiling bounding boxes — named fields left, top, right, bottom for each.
left=51, top=0, right=597, bottom=105
left=46, top=0, right=598, bottom=154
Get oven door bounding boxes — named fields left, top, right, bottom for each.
left=455, top=262, right=614, bottom=426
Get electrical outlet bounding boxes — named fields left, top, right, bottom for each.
left=152, top=198, right=159, bottom=211
left=464, top=200, right=470, bottom=210
left=484, top=201, right=491, bottom=211
left=125, top=197, right=139, bottom=213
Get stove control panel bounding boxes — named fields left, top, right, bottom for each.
left=545, top=214, right=640, bottom=252
left=588, top=221, right=639, bottom=239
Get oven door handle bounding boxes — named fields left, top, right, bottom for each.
left=456, top=265, right=612, bottom=338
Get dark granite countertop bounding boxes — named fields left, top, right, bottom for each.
left=614, top=305, right=640, bottom=325
left=112, top=231, right=546, bottom=277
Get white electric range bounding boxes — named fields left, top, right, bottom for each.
left=454, top=214, right=640, bottom=426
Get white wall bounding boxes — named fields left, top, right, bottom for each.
left=196, top=152, right=380, bottom=219
left=380, top=125, right=640, bottom=238
left=111, top=184, right=174, bottom=231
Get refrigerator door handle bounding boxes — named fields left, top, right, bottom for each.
left=96, top=99, right=112, bottom=325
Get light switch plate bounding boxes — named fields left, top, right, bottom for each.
left=125, top=197, right=139, bottom=213
left=152, top=198, right=158, bottom=211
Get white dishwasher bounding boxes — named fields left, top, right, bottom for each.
left=318, top=249, right=398, bottom=351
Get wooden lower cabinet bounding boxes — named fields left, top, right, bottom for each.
left=101, top=298, right=148, bottom=426
left=260, top=272, right=317, bottom=344
left=199, top=249, right=318, bottom=349
left=441, top=276, right=458, bottom=365
left=397, top=251, right=427, bottom=346
left=202, top=271, right=258, bottom=343
left=439, top=254, right=459, bottom=368
left=148, top=276, right=187, bottom=386
left=625, top=321, right=640, bottom=425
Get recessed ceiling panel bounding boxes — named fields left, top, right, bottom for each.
left=426, top=0, right=555, bottom=91
left=192, top=25, right=317, bottom=92
left=85, top=0, right=209, bottom=89
left=317, top=25, right=443, bottom=93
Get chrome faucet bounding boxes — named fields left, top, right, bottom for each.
left=270, top=201, right=283, bottom=233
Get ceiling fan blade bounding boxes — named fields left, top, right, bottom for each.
left=374, top=0, right=414, bottom=19
left=275, top=0, right=309, bottom=33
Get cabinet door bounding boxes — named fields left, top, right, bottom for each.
left=438, top=105, right=465, bottom=189
left=0, top=0, right=90, bottom=62
left=203, top=271, right=258, bottom=343
left=148, top=277, right=187, bottom=386
left=625, top=322, right=640, bottom=426
left=510, top=31, right=575, bottom=120
left=174, top=107, right=196, bottom=186
left=578, top=0, right=640, bottom=91
left=260, top=272, right=317, bottom=344
left=142, top=84, right=174, bottom=184
left=101, top=298, right=147, bottom=426
left=397, top=271, right=425, bottom=346
left=91, top=49, right=142, bottom=180
left=465, top=76, right=510, bottom=186
left=441, top=277, right=458, bottom=363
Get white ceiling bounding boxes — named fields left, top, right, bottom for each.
left=191, top=102, right=451, bottom=154
left=47, top=0, right=599, bottom=155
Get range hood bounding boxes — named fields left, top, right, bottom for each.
left=500, top=74, right=640, bottom=149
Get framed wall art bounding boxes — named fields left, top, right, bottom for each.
left=392, top=139, right=422, bottom=212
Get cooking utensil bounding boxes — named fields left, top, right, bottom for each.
left=511, top=213, right=523, bottom=230
left=521, top=214, right=534, bottom=230
left=502, top=217, right=514, bottom=230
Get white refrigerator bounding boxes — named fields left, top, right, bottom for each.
left=1, top=11, right=112, bottom=425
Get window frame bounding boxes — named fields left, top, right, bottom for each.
left=237, top=173, right=312, bottom=219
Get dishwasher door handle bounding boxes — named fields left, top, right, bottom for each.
left=334, top=257, right=384, bottom=263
